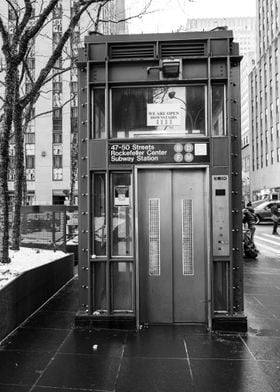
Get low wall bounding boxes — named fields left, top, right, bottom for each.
left=0, top=253, right=74, bottom=341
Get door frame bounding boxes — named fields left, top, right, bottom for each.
left=134, top=165, right=211, bottom=329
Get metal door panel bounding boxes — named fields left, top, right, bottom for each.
left=138, top=168, right=207, bottom=324
left=172, top=170, right=207, bottom=322
left=138, top=170, right=173, bottom=323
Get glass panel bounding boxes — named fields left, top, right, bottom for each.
left=93, top=262, right=107, bottom=313
left=111, top=85, right=206, bottom=138
left=111, top=173, right=132, bottom=256
left=92, top=173, right=106, bottom=256
left=111, top=262, right=133, bottom=311
left=149, top=198, right=160, bottom=276
left=213, top=261, right=229, bottom=312
left=185, top=85, right=206, bottom=134
left=93, top=89, right=105, bottom=139
left=182, top=199, right=193, bottom=275
left=212, top=85, right=226, bottom=136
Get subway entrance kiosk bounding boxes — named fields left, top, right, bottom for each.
left=76, top=31, right=247, bottom=332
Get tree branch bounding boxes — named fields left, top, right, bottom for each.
left=20, top=0, right=108, bottom=108
left=17, top=0, right=33, bottom=37
left=16, top=0, right=60, bottom=64
left=29, top=94, right=76, bottom=122
left=0, top=15, right=10, bottom=58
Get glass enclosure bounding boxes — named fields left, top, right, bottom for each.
left=91, top=84, right=229, bottom=139
left=92, top=89, right=105, bottom=139
left=110, top=172, right=133, bottom=257
left=111, top=85, right=206, bottom=138
left=111, top=262, right=133, bottom=311
left=92, top=173, right=106, bottom=256
left=93, top=262, right=107, bottom=312
left=91, top=171, right=134, bottom=314
left=213, top=261, right=229, bottom=312
left=212, top=85, right=226, bottom=136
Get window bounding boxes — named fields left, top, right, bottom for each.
left=71, top=81, right=78, bottom=93
left=92, top=89, right=105, bottom=139
left=25, top=144, right=35, bottom=155
left=26, top=58, right=35, bottom=69
left=53, top=117, right=62, bottom=133
left=212, top=85, right=226, bottom=136
left=26, top=156, right=35, bottom=169
left=53, top=155, right=62, bottom=168
left=110, top=172, right=132, bottom=257
left=25, top=133, right=35, bottom=143
left=53, top=132, right=62, bottom=143
left=71, top=107, right=78, bottom=118
left=111, top=85, right=206, bottom=139
left=111, top=262, right=133, bottom=311
left=92, top=173, right=106, bottom=256
left=53, top=108, right=62, bottom=118
left=53, top=82, right=62, bottom=93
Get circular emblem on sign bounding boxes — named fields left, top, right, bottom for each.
left=184, top=143, right=194, bottom=153
left=174, top=153, right=183, bottom=162
left=184, top=153, right=194, bottom=162
left=174, top=143, right=183, bottom=153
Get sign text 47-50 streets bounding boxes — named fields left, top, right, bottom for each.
left=109, top=143, right=168, bottom=163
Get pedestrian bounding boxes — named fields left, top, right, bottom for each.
left=242, top=201, right=256, bottom=240
left=270, top=202, right=279, bottom=235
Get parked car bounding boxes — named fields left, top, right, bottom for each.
left=252, top=198, right=279, bottom=208
left=254, top=200, right=280, bottom=224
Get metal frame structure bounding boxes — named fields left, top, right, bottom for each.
left=76, top=31, right=247, bottom=332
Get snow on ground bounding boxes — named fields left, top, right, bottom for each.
left=0, top=248, right=67, bottom=289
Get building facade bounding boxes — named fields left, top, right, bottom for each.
left=249, top=0, right=280, bottom=200
left=0, top=0, right=126, bottom=206
left=186, top=17, right=256, bottom=202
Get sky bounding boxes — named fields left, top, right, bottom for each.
left=128, top=0, right=256, bottom=33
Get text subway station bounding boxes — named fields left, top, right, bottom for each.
left=109, top=142, right=210, bottom=164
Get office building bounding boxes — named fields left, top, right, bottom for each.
left=249, top=0, right=280, bottom=200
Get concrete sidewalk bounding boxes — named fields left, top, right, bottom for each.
left=0, top=253, right=280, bottom=392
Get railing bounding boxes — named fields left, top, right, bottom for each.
left=20, top=205, right=78, bottom=252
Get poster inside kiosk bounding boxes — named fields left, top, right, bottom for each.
left=114, top=186, right=130, bottom=206
left=147, top=103, right=183, bottom=126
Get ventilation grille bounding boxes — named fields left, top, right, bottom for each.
left=182, top=199, right=194, bottom=275
left=149, top=198, right=160, bottom=276
left=110, top=42, right=155, bottom=59
left=160, top=41, right=206, bottom=58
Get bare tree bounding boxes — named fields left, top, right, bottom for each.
left=0, top=0, right=154, bottom=260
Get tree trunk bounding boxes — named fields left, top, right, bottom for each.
left=11, top=74, right=24, bottom=250
left=0, top=126, right=11, bottom=262
left=69, top=141, right=78, bottom=206
left=0, top=65, right=16, bottom=263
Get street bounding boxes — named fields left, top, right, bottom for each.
left=244, top=221, right=280, bottom=340
left=254, top=222, right=280, bottom=257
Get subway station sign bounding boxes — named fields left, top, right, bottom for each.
left=109, top=142, right=209, bottom=164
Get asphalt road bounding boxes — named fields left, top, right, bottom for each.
left=254, top=222, right=280, bottom=258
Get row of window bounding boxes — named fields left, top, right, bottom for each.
left=253, top=147, right=280, bottom=170
left=92, top=85, right=226, bottom=140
